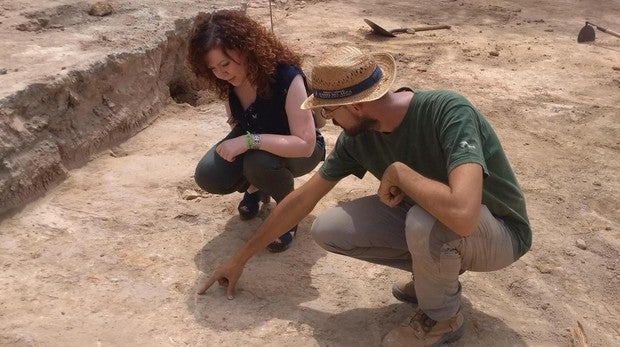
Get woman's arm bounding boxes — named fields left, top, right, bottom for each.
left=253, top=74, right=317, bottom=158
left=216, top=75, right=317, bottom=162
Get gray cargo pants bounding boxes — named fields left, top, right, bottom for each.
left=311, top=195, right=515, bottom=321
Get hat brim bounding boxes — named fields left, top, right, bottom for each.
left=301, top=52, right=396, bottom=110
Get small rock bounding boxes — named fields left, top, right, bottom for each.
left=88, top=1, right=114, bottom=17
left=0, top=68, right=7, bottom=75
left=575, top=239, right=587, bottom=250
left=536, top=264, right=552, bottom=274
left=489, top=51, right=499, bottom=57
left=612, top=66, right=620, bottom=71
left=182, top=189, right=200, bottom=200
left=108, top=147, right=128, bottom=157
left=592, top=181, right=601, bottom=187
left=15, top=21, right=42, bottom=32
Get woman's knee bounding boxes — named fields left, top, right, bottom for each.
left=194, top=162, right=218, bottom=193
left=194, top=158, right=239, bottom=194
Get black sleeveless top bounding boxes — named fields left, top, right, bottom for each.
left=228, top=64, right=324, bottom=143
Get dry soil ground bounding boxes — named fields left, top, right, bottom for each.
left=1, top=0, right=619, bottom=346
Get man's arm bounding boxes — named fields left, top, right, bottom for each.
left=197, top=172, right=339, bottom=298
left=378, top=162, right=483, bottom=236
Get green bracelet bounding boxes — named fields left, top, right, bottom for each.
left=246, top=131, right=253, bottom=149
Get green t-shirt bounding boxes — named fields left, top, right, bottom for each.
left=319, top=90, right=531, bottom=259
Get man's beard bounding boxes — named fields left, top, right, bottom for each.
left=341, top=116, right=378, bottom=137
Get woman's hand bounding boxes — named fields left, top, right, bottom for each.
left=216, top=136, right=248, bottom=162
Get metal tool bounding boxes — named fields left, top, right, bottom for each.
left=577, top=21, right=620, bottom=43
left=364, top=18, right=450, bottom=37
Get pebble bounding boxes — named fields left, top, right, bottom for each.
left=88, top=1, right=114, bottom=17
left=564, top=249, right=576, bottom=257
left=0, top=68, right=6, bottom=75
left=489, top=51, right=499, bottom=57
left=575, top=239, right=587, bottom=250
left=536, top=265, right=552, bottom=274
left=182, top=189, right=200, bottom=200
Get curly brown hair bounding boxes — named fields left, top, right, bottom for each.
left=187, top=10, right=302, bottom=99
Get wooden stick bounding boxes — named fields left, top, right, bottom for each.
left=570, top=321, right=589, bottom=347
left=268, top=0, right=274, bottom=33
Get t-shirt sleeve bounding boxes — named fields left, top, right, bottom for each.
left=319, top=133, right=367, bottom=180
left=439, top=104, right=489, bottom=177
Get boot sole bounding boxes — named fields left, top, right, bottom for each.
left=431, top=323, right=465, bottom=347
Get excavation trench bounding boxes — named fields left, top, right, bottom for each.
left=0, top=18, right=202, bottom=217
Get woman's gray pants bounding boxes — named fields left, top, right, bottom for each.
left=194, top=126, right=325, bottom=203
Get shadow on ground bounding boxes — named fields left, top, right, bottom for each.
left=186, top=206, right=526, bottom=345
left=188, top=211, right=328, bottom=330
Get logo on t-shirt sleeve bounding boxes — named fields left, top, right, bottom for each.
left=459, top=140, right=477, bottom=150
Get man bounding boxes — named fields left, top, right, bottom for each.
left=198, top=46, right=532, bottom=346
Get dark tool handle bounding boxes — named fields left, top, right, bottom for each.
left=412, top=24, right=451, bottom=32
left=586, top=21, right=620, bottom=39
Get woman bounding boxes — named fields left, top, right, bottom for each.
left=187, top=10, right=325, bottom=252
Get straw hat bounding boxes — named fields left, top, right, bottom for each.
left=301, top=46, right=396, bottom=110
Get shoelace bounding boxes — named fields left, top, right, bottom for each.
left=409, top=309, right=437, bottom=333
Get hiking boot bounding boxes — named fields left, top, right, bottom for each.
left=382, top=308, right=465, bottom=347
left=391, top=274, right=417, bottom=304
left=392, top=271, right=466, bottom=304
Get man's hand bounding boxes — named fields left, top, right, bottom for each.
left=378, top=162, right=406, bottom=207
left=197, top=258, right=245, bottom=300
left=216, top=136, right=248, bottom=162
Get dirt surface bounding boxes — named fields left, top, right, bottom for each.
left=1, top=0, right=619, bottom=346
